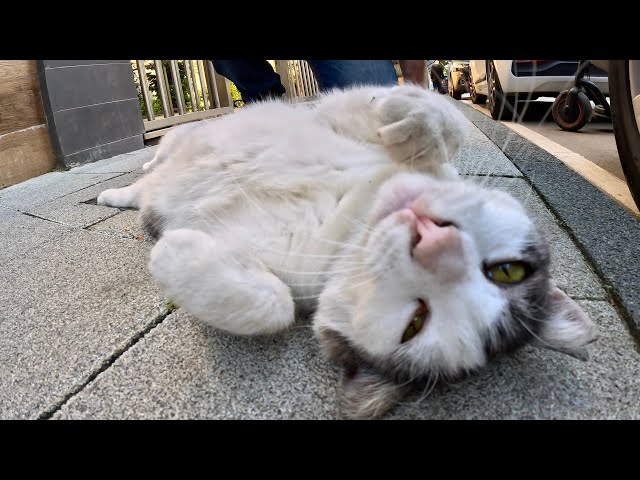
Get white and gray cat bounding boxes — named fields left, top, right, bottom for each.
left=98, top=84, right=599, bottom=419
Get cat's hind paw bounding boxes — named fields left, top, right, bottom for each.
left=149, top=229, right=295, bottom=336
left=374, top=85, right=469, bottom=169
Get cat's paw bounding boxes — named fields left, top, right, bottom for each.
left=374, top=85, right=469, bottom=169
left=149, top=229, right=215, bottom=288
left=96, top=187, right=138, bottom=208
left=149, top=229, right=295, bottom=335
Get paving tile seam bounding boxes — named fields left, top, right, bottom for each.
left=79, top=210, right=126, bottom=230
left=53, top=172, right=130, bottom=202
left=39, top=305, right=173, bottom=420
left=20, top=211, right=69, bottom=226
left=470, top=117, right=640, bottom=354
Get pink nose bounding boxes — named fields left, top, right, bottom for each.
left=412, top=216, right=466, bottom=282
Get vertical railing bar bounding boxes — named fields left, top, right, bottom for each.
left=295, top=61, right=304, bottom=98
left=169, top=60, right=186, bottom=115
left=154, top=60, right=171, bottom=118
left=161, top=61, right=175, bottom=116
left=205, top=60, right=221, bottom=109
left=286, top=61, right=295, bottom=97
left=311, top=65, right=319, bottom=94
left=184, top=60, right=198, bottom=112
left=191, top=60, right=202, bottom=110
left=196, top=60, right=210, bottom=110
left=300, top=60, right=312, bottom=96
left=136, top=60, right=155, bottom=121
left=303, top=60, right=318, bottom=96
left=289, top=61, right=298, bottom=97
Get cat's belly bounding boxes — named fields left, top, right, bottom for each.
left=156, top=194, right=342, bottom=304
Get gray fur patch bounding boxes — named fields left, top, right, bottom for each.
left=140, top=208, right=165, bottom=241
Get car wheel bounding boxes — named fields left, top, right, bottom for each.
left=610, top=60, right=640, bottom=209
left=452, top=88, right=462, bottom=100
left=551, top=90, right=592, bottom=132
left=487, top=61, right=516, bottom=120
left=469, top=73, right=487, bottom=104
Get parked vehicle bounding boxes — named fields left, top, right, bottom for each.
left=609, top=60, right=640, bottom=210
left=447, top=60, right=470, bottom=100
left=429, top=61, right=447, bottom=94
left=551, top=60, right=611, bottom=132
left=468, top=60, right=609, bottom=120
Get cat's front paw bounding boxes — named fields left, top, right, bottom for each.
left=97, top=188, right=125, bottom=207
left=374, top=85, right=469, bottom=169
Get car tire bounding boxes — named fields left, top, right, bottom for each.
left=469, top=74, right=487, bottom=104
left=452, top=89, right=462, bottom=100
left=487, top=61, right=516, bottom=120
left=610, top=60, right=640, bottom=209
left=551, top=90, right=592, bottom=132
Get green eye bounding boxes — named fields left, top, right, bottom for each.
left=401, top=300, right=429, bottom=344
left=486, top=261, right=529, bottom=284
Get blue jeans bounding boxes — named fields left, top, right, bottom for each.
left=211, top=60, right=398, bottom=103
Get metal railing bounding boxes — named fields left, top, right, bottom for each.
left=275, top=60, right=319, bottom=100
left=132, top=60, right=235, bottom=140
left=131, top=60, right=318, bottom=140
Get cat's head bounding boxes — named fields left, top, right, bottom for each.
left=313, top=172, right=599, bottom=419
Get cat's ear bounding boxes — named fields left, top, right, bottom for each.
left=533, top=286, right=599, bottom=361
left=338, top=367, right=410, bottom=420
left=315, top=326, right=410, bottom=419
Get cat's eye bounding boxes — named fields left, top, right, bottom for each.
left=401, top=299, right=429, bottom=343
left=485, top=261, right=530, bottom=284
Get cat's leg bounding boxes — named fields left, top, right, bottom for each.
left=315, top=84, right=469, bottom=175
left=97, top=180, right=145, bottom=208
left=149, top=228, right=295, bottom=335
left=373, top=84, right=470, bottom=172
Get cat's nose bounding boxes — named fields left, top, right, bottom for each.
left=412, top=217, right=466, bottom=282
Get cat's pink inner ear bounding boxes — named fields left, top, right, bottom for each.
left=533, top=286, right=599, bottom=361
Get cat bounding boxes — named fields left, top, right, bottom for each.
left=97, top=84, right=599, bottom=419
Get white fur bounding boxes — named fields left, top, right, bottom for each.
left=98, top=84, right=598, bottom=418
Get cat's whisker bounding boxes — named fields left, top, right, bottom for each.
left=512, top=315, right=551, bottom=348
left=286, top=268, right=374, bottom=288
left=256, top=247, right=367, bottom=261
left=309, top=236, right=371, bottom=253
left=290, top=270, right=381, bottom=300
left=339, top=214, right=376, bottom=235
left=269, top=265, right=363, bottom=276
left=412, top=372, right=439, bottom=406
left=406, top=145, right=429, bottom=170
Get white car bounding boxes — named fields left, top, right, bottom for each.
left=468, top=60, right=609, bottom=120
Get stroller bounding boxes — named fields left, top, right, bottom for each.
left=551, top=60, right=611, bottom=132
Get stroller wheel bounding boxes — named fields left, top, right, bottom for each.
left=552, top=90, right=592, bottom=132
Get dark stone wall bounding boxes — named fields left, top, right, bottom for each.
left=37, top=60, right=145, bottom=167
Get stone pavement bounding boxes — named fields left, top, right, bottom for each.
left=1, top=101, right=639, bottom=419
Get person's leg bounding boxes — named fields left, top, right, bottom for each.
left=306, top=60, right=398, bottom=91
left=211, top=60, right=286, bottom=103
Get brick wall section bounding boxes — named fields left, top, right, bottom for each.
left=37, top=60, right=145, bottom=168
